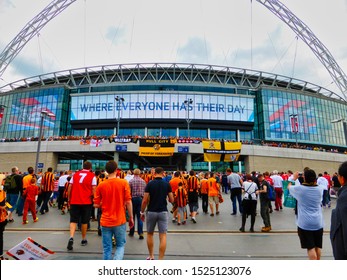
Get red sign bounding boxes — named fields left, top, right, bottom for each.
left=290, top=115, right=299, bottom=133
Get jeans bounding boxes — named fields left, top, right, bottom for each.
left=260, top=198, right=271, bottom=227
left=6, top=193, right=19, bottom=213
left=101, top=223, right=126, bottom=260
left=230, top=188, right=243, bottom=214
left=16, top=196, right=24, bottom=215
left=40, top=191, right=52, bottom=213
left=129, top=197, right=143, bottom=236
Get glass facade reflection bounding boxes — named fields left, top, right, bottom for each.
left=0, top=64, right=346, bottom=152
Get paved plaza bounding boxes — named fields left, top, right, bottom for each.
left=3, top=193, right=335, bottom=260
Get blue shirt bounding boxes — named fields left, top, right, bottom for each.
left=289, top=184, right=324, bottom=230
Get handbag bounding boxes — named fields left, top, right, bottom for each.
left=283, top=190, right=296, bottom=208
left=218, top=192, right=224, bottom=203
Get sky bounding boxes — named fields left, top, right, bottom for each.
left=0, top=0, right=347, bottom=98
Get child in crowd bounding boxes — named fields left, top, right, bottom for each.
left=22, top=177, right=39, bottom=224
left=175, top=182, right=187, bottom=225
left=61, top=176, right=71, bottom=215
left=49, top=176, right=60, bottom=208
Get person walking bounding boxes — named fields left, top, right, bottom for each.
left=67, top=161, right=97, bottom=251
left=271, top=170, right=283, bottom=211
left=22, top=177, right=39, bottom=224
left=169, top=171, right=183, bottom=223
left=226, top=168, right=243, bottom=215
left=288, top=169, right=324, bottom=260
left=93, top=160, right=134, bottom=260
left=0, top=177, right=9, bottom=259
left=4, top=166, right=22, bottom=223
left=187, top=170, right=199, bottom=223
left=207, top=172, right=221, bottom=216
left=257, top=173, right=271, bottom=232
left=39, top=167, right=54, bottom=215
left=128, top=168, right=146, bottom=239
left=330, top=161, right=347, bottom=259
left=240, top=174, right=258, bottom=232
left=200, top=172, right=209, bottom=214
left=140, top=167, right=174, bottom=260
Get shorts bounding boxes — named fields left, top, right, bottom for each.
left=189, top=202, right=199, bottom=213
left=297, top=227, right=323, bottom=249
left=146, top=211, right=169, bottom=233
left=69, top=204, right=92, bottom=224
left=208, top=196, right=219, bottom=204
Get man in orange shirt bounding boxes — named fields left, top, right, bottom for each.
left=169, top=171, right=183, bottom=223
left=200, top=172, right=209, bottom=214
left=208, top=172, right=221, bottom=216
left=94, top=160, right=134, bottom=260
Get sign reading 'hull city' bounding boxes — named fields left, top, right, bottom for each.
left=71, top=93, right=254, bottom=123
left=139, top=138, right=177, bottom=156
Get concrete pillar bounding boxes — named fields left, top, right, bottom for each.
left=114, top=152, right=119, bottom=163
left=186, top=153, right=192, bottom=171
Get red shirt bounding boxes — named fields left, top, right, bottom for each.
left=70, top=169, right=96, bottom=205
left=24, top=184, right=39, bottom=201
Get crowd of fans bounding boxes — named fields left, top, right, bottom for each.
left=0, top=134, right=346, bottom=154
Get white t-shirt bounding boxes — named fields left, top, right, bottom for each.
left=242, top=181, right=258, bottom=200
left=270, top=174, right=283, bottom=188
left=317, top=176, right=329, bottom=191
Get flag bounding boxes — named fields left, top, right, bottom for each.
left=90, top=139, right=102, bottom=147
left=79, top=139, right=90, bottom=145
left=139, top=138, right=176, bottom=157
left=203, top=141, right=242, bottom=162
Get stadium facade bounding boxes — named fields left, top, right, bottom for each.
left=0, top=63, right=346, bottom=173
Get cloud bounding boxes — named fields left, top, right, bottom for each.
left=105, top=25, right=127, bottom=46
left=177, top=37, right=211, bottom=64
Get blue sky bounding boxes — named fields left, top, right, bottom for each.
left=1, top=0, right=347, bottom=97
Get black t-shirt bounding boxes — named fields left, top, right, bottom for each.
left=145, top=177, right=172, bottom=212
left=332, top=175, right=341, bottom=188
left=259, top=179, right=269, bottom=201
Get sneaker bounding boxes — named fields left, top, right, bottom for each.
left=210, top=213, right=214, bottom=216
left=261, top=227, right=271, bottom=232
left=250, top=228, right=255, bottom=232
left=172, top=218, right=176, bottom=223
left=192, top=217, right=197, bottom=223
left=182, top=221, right=186, bottom=225
left=139, top=234, right=144, bottom=240
left=22, top=220, right=28, bottom=225
left=98, top=228, right=102, bottom=236
left=81, top=239, right=88, bottom=246
left=34, top=218, right=39, bottom=222
left=67, top=238, right=74, bottom=250
left=146, top=257, right=154, bottom=260
left=216, top=211, right=220, bottom=215
left=239, top=227, right=245, bottom=232
left=8, top=219, right=14, bottom=223
left=177, top=222, right=181, bottom=226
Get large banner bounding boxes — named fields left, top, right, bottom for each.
left=203, top=141, right=242, bottom=162
left=71, top=93, right=254, bottom=123
left=139, top=138, right=176, bottom=157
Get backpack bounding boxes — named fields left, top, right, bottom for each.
left=267, top=183, right=276, bottom=201
left=3, top=174, right=17, bottom=192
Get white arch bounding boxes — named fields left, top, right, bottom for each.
left=0, top=0, right=346, bottom=101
